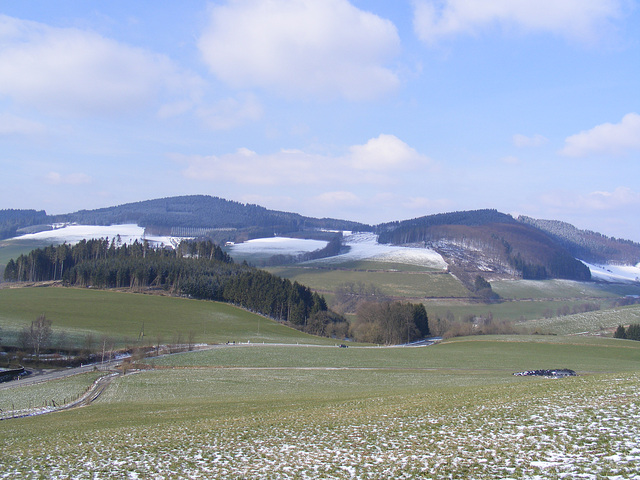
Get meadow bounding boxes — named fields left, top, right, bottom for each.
left=0, top=287, right=335, bottom=349
left=2, top=236, right=640, bottom=478
left=269, top=260, right=640, bottom=325
left=0, top=335, right=639, bottom=478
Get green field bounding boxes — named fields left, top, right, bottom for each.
left=0, top=287, right=336, bottom=348
left=0, top=371, right=106, bottom=417
left=0, top=238, right=53, bottom=267
left=515, top=304, right=640, bottom=335
left=267, top=262, right=640, bottom=326
left=149, top=335, right=640, bottom=372
left=268, top=265, right=470, bottom=298
left=1, top=335, right=639, bottom=478
left=2, top=241, right=640, bottom=477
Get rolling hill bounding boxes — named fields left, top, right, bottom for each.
left=2, top=199, right=640, bottom=285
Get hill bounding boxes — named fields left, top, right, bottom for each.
left=518, top=215, right=640, bottom=265
left=3, top=199, right=639, bottom=286
left=54, top=195, right=370, bottom=241
left=0, top=196, right=370, bottom=243
left=376, top=209, right=591, bottom=284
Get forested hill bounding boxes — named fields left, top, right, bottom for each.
left=0, top=209, right=48, bottom=240
left=376, top=209, right=591, bottom=282
left=518, top=216, right=640, bottom=265
left=0, top=196, right=371, bottom=241
left=377, top=209, right=518, bottom=241
left=55, top=195, right=370, bottom=235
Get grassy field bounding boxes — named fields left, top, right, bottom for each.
left=268, top=265, right=470, bottom=298
left=515, top=304, right=640, bottom=335
left=492, top=278, right=640, bottom=299
left=268, top=262, right=640, bottom=326
left=0, top=371, right=106, bottom=418
left=0, top=336, right=639, bottom=478
left=149, top=335, right=640, bottom=373
left=2, top=241, right=640, bottom=477
left=0, top=286, right=336, bottom=348
left=0, top=238, right=53, bottom=268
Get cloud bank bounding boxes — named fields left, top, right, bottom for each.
left=198, top=0, right=400, bottom=100
left=179, top=134, right=431, bottom=185
left=560, top=113, right=640, bottom=157
left=413, top=0, right=625, bottom=44
left=0, top=14, right=201, bottom=116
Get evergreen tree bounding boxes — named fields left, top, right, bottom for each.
left=614, top=325, right=627, bottom=339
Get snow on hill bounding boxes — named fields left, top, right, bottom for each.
left=311, top=232, right=448, bottom=270
left=13, top=224, right=179, bottom=247
left=582, top=261, right=640, bottom=283
left=228, top=237, right=329, bottom=256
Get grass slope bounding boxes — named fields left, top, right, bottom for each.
left=150, top=335, right=640, bottom=373
left=268, top=264, right=470, bottom=298
left=516, top=304, right=640, bottom=335
left=0, top=287, right=336, bottom=347
left=0, top=336, right=638, bottom=478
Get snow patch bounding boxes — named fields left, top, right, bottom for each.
left=13, top=224, right=180, bottom=248
left=228, top=237, right=328, bottom=256
left=311, top=232, right=447, bottom=270
left=582, top=261, right=640, bottom=284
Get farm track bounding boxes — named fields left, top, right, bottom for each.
left=59, top=372, right=117, bottom=410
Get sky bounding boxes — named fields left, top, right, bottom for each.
left=1, top=1, right=639, bottom=241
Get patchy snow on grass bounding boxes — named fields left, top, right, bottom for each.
left=312, top=232, right=447, bottom=270
left=13, top=224, right=180, bottom=248
left=229, top=237, right=329, bottom=256
left=583, top=261, right=640, bottom=284
left=3, top=372, right=640, bottom=479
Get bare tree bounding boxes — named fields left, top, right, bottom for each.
left=21, top=314, right=53, bottom=361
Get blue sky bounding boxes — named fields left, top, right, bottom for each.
left=1, top=0, right=639, bottom=241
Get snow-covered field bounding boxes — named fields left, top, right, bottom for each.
left=312, top=232, right=448, bottom=270
left=583, top=261, right=640, bottom=283
left=12, top=224, right=180, bottom=248
left=2, top=370, right=638, bottom=479
left=228, top=236, right=328, bottom=256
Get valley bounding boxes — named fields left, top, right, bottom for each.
left=1, top=197, right=640, bottom=478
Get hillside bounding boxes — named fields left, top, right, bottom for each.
left=56, top=195, right=371, bottom=240
left=3, top=199, right=639, bottom=286
left=376, top=209, right=591, bottom=283
left=0, top=196, right=370, bottom=243
left=519, top=216, right=640, bottom=265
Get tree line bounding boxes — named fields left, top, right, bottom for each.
left=4, top=239, right=437, bottom=345
left=3, top=238, right=331, bottom=328
left=614, top=324, right=640, bottom=341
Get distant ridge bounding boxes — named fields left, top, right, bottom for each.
left=2, top=197, right=639, bottom=283
left=376, top=209, right=591, bottom=283
left=0, top=196, right=371, bottom=242
left=518, top=216, right=640, bottom=265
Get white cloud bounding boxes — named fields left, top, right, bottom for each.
left=541, top=186, right=640, bottom=210
left=513, top=133, right=548, bottom=148
left=178, top=135, right=431, bottom=186
left=413, top=0, right=625, bottom=44
left=178, top=148, right=323, bottom=185
left=348, top=134, right=429, bottom=170
left=560, top=113, right=640, bottom=157
left=198, top=0, right=400, bottom=100
left=0, top=113, right=46, bottom=135
left=0, top=15, right=202, bottom=116
left=45, top=172, right=92, bottom=185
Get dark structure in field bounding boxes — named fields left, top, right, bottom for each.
left=513, top=369, right=577, bottom=378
